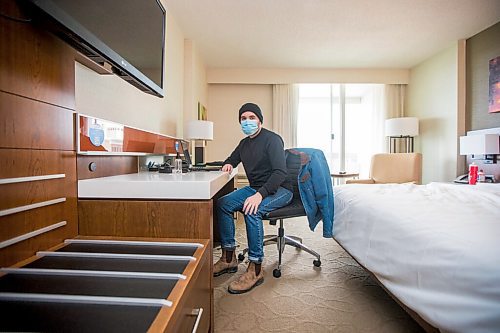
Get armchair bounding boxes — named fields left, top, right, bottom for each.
left=346, top=153, right=422, bottom=185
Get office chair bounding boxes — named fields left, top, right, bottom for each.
left=346, top=153, right=422, bottom=184
left=238, top=149, right=321, bottom=278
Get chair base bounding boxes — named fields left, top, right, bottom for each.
left=238, top=218, right=321, bottom=278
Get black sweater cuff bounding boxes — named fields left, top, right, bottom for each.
left=258, top=187, right=269, bottom=199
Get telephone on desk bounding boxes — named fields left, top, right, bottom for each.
left=454, top=174, right=496, bottom=184
left=454, top=174, right=469, bottom=184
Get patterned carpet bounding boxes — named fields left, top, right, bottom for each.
left=213, top=216, right=425, bottom=333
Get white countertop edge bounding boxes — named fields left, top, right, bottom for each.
left=78, top=169, right=237, bottom=200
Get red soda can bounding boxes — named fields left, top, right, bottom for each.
left=468, top=163, right=478, bottom=185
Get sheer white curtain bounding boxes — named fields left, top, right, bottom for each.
left=366, top=84, right=386, bottom=156
left=272, top=84, right=299, bottom=148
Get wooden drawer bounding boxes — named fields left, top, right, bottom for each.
left=0, top=218, right=76, bottom=268
left=0, top=199, right=77, bottom=243
left=151, top=238, right=211, bottom=333
left=0, top=149, right=76, bottom=210
left=0, top=148, right=77, bottom=267
left=0, top=92, right=74, bottom=150
left=0, top=237, right=212, bottom=333
left=166, top=248, right=211, bottom=333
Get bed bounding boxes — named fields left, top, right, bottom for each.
left=333, top=182, right=500, bottom=333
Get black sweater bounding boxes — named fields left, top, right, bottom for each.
left=223, top=128, right=292, bottom=198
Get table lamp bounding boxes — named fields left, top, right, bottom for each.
left=185, top=120, right=213, bottom=165
left=459, top=134, right=499, bottom=163
left=385, top=117, right=419, bottom=153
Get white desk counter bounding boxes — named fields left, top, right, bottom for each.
left=78, top=170, right=238, bottom=200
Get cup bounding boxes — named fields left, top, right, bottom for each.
left=173, top=158, right=183, bottom=174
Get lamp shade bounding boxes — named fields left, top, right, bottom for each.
left=185, top=120, right=213, bottom=140
left=459, top=134, right=500, bottom=155
left=385, top=117, right=419, bottom=137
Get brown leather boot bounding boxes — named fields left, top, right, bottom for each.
left=213, top=249, right=238, bottom=277
left=228, top=262, right=264, bottom=294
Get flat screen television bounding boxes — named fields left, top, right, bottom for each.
left=25, top=0, right=166, bottom=97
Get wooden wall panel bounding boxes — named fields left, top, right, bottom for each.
left=78, top=200, right=213, bottom=240
left=0, top=1, right=75, bottom=109
left=0, top=92, right=74, bottom=150
left=0, top=149, right=76, bottom=182
left=0, top=1, right=78, bottom=268
left=77, top=156, right=138, bottom=180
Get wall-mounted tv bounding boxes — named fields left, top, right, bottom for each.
left=26, top=0, right=166, bottom=97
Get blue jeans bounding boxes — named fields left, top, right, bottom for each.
left=217, top=186, right=293, bottom=263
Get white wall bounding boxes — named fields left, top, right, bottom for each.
left=206, top=84, right=273, bottom=172
left=183, top=40, right=208, bottom=130
left=75, top=7, right=186, bottom=137
left=206, top=69, right=409, bottom=176
left=407, top=43, right=459, bottom=184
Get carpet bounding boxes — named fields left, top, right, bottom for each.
left=213, top=216, right=424, bottom=333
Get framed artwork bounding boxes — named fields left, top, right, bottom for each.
left=489, top=55, right=500, bottom=113
left=198, top=102, right=207, bottom=120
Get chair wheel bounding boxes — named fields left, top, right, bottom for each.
left=313, top=259, right=321, bottom=267
left=238, top=253, right=245, bottom=261
left=273, top=269, right=281, bottom=278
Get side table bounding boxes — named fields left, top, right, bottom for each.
left=331, top=172, right=360, bottom=185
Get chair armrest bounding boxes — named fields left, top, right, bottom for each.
left=345, top=179, right=375, bottom=184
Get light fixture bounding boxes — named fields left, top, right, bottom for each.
left=185, top=120, right=214, bottom=165
left=459, top=134, right=500, bottom=163
left=385, top=117, right=419, bottom=153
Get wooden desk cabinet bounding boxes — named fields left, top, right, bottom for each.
left=78, top=200, right=215, bottom=240
left=77, top=175, right=235, bottom=332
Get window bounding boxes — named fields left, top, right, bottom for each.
left=297, top=84, right=384, bottom=178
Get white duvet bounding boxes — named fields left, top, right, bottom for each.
left=333, top=182, right=500, bottom=333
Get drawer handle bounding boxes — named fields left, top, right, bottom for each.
left=190, top=307, right=203, bottom=333
left=0, top=174, right=65, bottom=185
left=0, top=221, right=66, bottom=249
left=0, top=197, right=66, bottom=217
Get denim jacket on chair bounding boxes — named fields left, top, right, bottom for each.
left=288, top=148, right=334, bottom=238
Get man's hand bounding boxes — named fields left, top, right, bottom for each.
left=243, top=192, right=263, bottom=215
left=221, top=164, right=233, bottom=173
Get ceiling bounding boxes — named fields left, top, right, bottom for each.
left=164, top=0, right=500, bottom=69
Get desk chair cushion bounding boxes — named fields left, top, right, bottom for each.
left=265, top=198, right=305, bottom=220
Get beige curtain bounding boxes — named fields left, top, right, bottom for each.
left=384, top=84, right=406, bottom=118
left=383, top=84, right=407, bottom=152
left=272, top=84, right=299, bottom=148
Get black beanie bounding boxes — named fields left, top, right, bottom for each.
left=238, top=103, right=263, bottom=124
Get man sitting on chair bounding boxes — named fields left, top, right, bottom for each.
left=215, top=102, right=293, bottom=294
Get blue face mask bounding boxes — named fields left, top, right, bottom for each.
left=241, top=119, right=259, bottom=136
